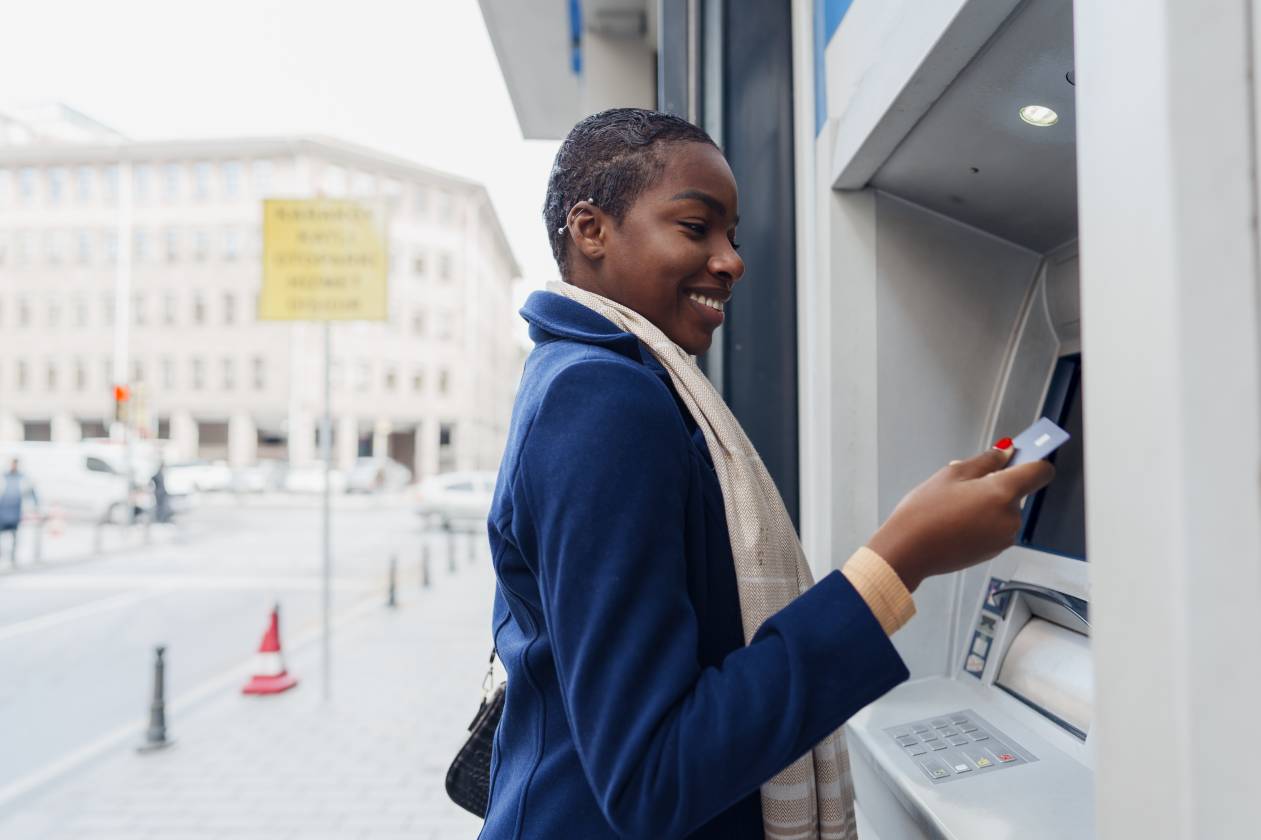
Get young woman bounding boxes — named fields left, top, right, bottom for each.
left=479, top=109, right=1053, bottom=840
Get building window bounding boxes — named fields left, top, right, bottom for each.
left=47, top=299, right=60, bottom=328
left=251, top=159, right=274, bottom=195
left=17, top=297, right=30, bottom=328
left=438, top=368, right=451, bottom=395
left=45, top=230, right=64, bottom=264
left=103, top=230, right=118, bottom=265
left=384, top=367, right=397, bottom=391
left=163, top=294, right=177, bottom=326
left=222, top=293, right=235, bottom=325
left=161, top=356, right=175, bottom=389
left=17, top=168, right=36, bottom=203
left=132, top=293, right=146, bottom=326
left=162, top=163, right=180, bottom=201
left=193, top=161, right=212, bottom=200
left=223, top=228, right=240, bottom=261
left=13, top=231, right=30, bottom=266
left=45, top=360, right=57, bottom=391
left=74, top=297, right=88, bottom=327
left=133, top=229, right=150, bottom=263
left=223, top=161, right=242, bottom=197
left=413, top=254, right=427, bottom=277
left=411, top=370, right=424, bottom=393
left=252, top=356, right=265, bottom=390
left=193, top=294, right=206, bottom=325
left=221, top=357, right=235, bottom=390
left=103, top=165, right=120, bottom=202
left=74, top=359, right=87, bottom=392
left=47, top=168, right=67, bottom=204
left=192, top=229, right=209, bottom=262
left=132, top=359, right=145, bottom=385
left=76, top=229, right=91, bottom=263
left=191, top=358, right=204, bottom=390
left=76, top=166, right=94, bottom=201
left=438, top=252, right=452, bottom=281
left=15, top=360, right=27, bottom=390
left=355, top=361, right=371, bottom=392
left=411, top=311, right=425, bottom=336
left=164, top=228, right=180, bottom=263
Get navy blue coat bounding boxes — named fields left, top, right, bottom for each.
left=480, top=291, right=909, bottom=840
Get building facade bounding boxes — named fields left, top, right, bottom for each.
left=0, top=105, right=524, bottom=478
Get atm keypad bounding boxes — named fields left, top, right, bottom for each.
left=884, top=709, right=1038, bottom=784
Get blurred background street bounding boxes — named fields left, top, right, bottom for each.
left=0, top=494, right=494, bottom=839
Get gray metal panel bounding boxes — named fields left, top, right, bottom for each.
left=870, top=0, right=1077, bottom=252
left=719, top=0, right=799, bottom=524
left=656, top=0, right=689, bottom=117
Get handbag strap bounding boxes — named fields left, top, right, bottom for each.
left=480, top=647, right=497, bottom=705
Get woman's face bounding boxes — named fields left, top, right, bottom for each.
left=576, top=142, right=744, bottom=355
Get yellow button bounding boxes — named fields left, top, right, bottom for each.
left=975, top=757, right=993, bottom=768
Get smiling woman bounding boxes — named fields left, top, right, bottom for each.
left=475, top=108, right=1053, bottom=840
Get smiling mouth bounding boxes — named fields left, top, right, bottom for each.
left=686, top=292, right=725, bottom=313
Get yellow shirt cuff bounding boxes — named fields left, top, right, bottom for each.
left=841, top=546, right=916, bottom=636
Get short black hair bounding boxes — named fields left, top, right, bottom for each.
left=544, top=108, right=717, bottom=278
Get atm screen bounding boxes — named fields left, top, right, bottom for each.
left=1019, top=354, right=1087, bottom=560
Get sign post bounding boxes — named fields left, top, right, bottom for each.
left=259, top=199, right=388, bottom=700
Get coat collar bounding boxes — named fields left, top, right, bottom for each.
left=520, top=290, right=644, bottom=360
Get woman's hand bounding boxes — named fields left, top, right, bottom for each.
left=867, top=445, right=1055, bottom=592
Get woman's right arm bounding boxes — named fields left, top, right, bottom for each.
left=514, top=358, right=908, bottom=839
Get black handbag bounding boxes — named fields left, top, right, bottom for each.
left=446, top=648, right=505, bottom=817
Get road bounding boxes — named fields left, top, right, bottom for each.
left=0, top=495, right=476, bottom=790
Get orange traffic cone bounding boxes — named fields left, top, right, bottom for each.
left=241, top=604, right=298, bottom=695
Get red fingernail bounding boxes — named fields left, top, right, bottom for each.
left=993, top=437, right=1013, bottom=450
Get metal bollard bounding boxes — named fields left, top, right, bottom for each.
left=387, top=554, right=398, bottom=608
left=420, top=543, right=431, bottom=589
left=447, top=526, right=457, bottom=574
left=138, top=646, right=175, bottom=752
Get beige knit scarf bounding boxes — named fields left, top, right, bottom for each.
left=547, top=281, right=857, bottom=840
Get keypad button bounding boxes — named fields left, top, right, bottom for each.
left=938, top=727, right=959, bottom=736
left=963, top=748, right=993, bottom=769
left=969, top=731, right=990, bottom=741
left=950, top=715, right=969, bottom=725
left=959, top=724, right=978, bottom=733
left=920, top=731, right=939, bottom=741
left=897, top=736, right=919, bottom=747
left=996, top=751, right=1018, bottom=763
left=919, top=758, right=951, bottom=780
left=928, top=741, right=949, bottom=751
left=931, top=719, right=949, bottom=728
left=905, top=744, right=927, bottom=756
left=947, top=736, right=970, bottom=747
left=951, top=762, right=973, bottom=774
left=912, top=725, right=930, bottom=734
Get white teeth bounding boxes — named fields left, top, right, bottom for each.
left=688, top=293, right=724, bottom=312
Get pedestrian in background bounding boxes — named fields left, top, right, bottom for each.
left=479, top=108, right=1055, bottom=840
left=0, top=459, right=38, bottom=567
left=151, top=459, right=172, bottom=524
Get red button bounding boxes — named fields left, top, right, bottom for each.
left=996, top=753, right=1016, bottom=763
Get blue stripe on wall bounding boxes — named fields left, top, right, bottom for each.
left=814, top=0, right=857, bottom=134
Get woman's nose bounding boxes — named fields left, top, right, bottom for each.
left=710, top=245, right=744, bottom=285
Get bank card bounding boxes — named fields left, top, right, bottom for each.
left=1007, top=417, right=1070, bottom=467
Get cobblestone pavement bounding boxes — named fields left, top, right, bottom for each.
left=0, top=543, right=496, bottom=840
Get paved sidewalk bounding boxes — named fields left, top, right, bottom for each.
left=0, top=548, right=497, bottom=840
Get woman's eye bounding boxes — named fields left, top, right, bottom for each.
left=681, top=222, right=707, bottom=236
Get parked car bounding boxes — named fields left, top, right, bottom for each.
left=0, top=442, right=146, bottom=524
left=233, top=459, right=288, bottom=493
left=283, top=463, right=347, bottom=494
left=345, top=457, right=413, bottom=493
left=414, top=471, right=496, bottom=531
left=165, top=459, right=234, bottom=493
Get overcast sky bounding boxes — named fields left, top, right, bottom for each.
left=2, top=0, right=561, bottom=301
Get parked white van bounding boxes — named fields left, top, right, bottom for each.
left=0, top=442, right=138, bottom=524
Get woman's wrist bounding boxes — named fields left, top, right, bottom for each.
left=866, top=528, right=923, bottom=593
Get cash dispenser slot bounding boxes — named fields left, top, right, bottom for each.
left=992, top=584, right=1092, bottom=740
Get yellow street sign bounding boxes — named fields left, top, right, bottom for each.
left=259, top=199, right=388, bottom=321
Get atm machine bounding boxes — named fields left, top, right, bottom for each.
left=819, top=0, right=1097, bottom=836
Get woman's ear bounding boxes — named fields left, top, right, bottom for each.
left=568, top=200, right=605, bottom=263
